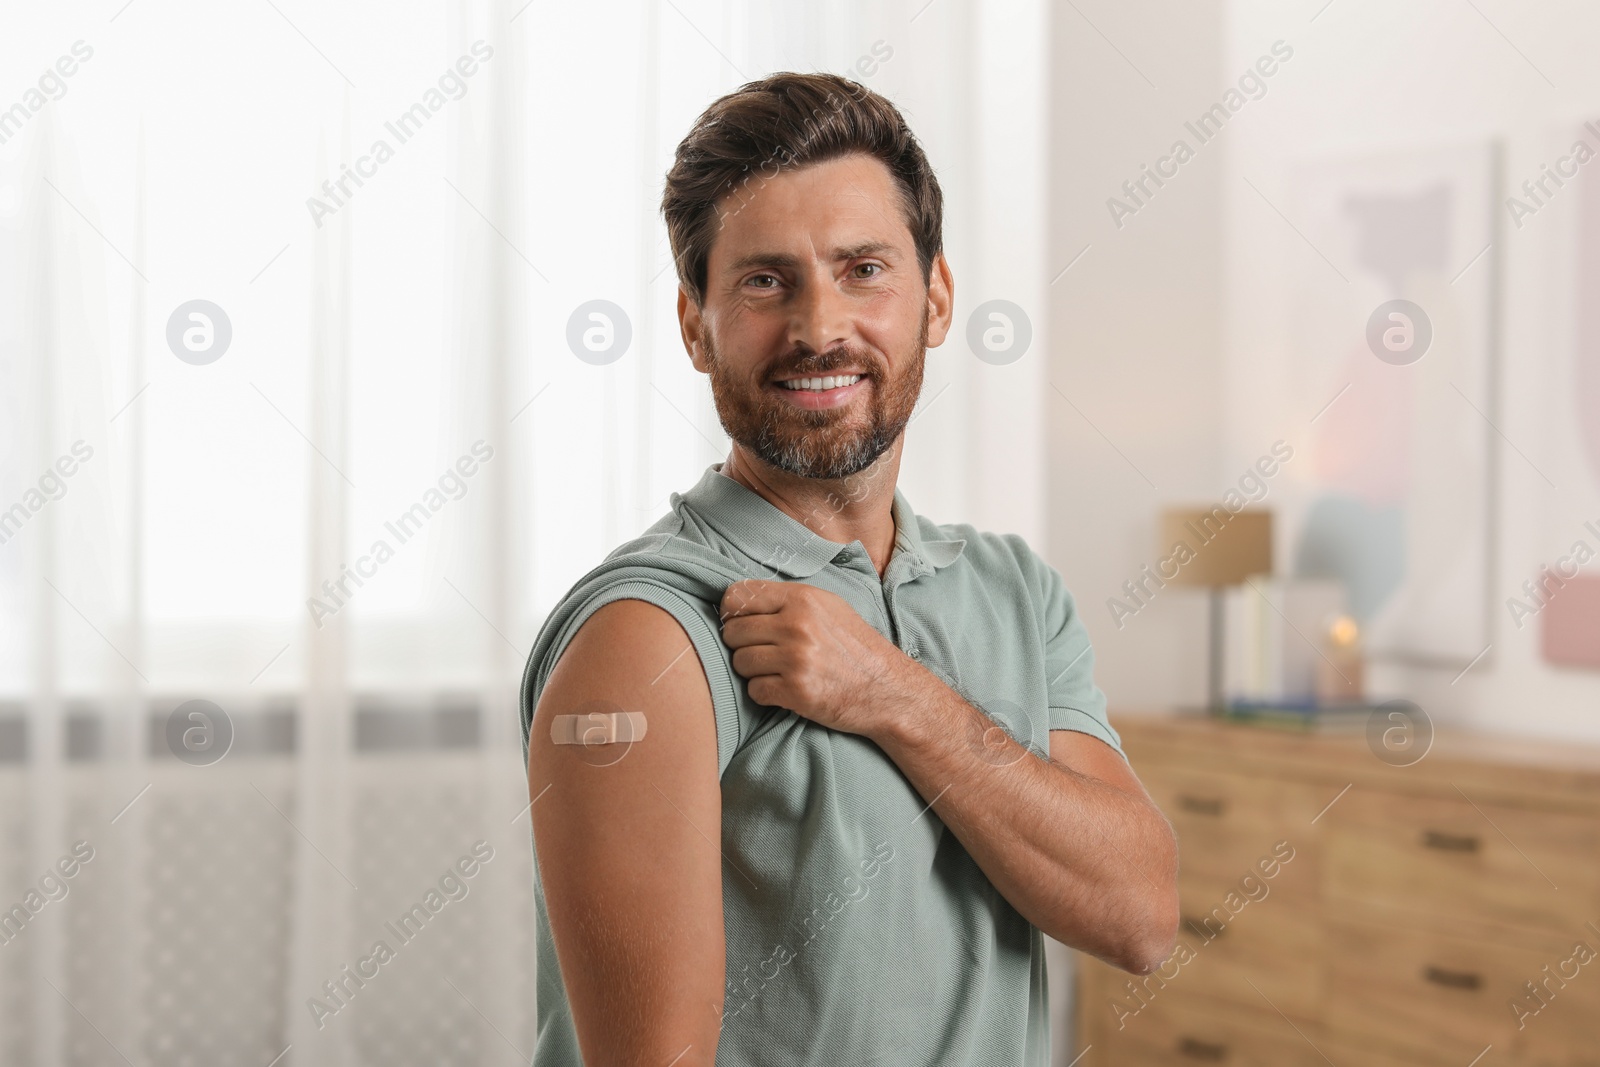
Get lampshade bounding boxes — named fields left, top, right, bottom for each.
left=1157, top=507, right=1273, bottom=587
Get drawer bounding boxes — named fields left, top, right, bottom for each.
left=1324, top=789, right=1600, bottom=935
left=1324, top=915, right=1600, bottom=1067
left=1318, top=1037, right=1480, bottom=1067
left=1078, top=970, right=1329, bottom=1067
left=1172, top=878, right=1322, bottom=1022
left=1141, top=765, right=1323, bottom=898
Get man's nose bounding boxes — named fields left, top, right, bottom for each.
left=786, top=272, right=852, bottom=357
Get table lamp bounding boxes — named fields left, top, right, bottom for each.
left=1158, top=507, right=1274, bottom=713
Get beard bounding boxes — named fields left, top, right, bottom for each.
left=701, top=306, right=927, bottom=480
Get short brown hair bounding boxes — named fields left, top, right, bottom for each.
left=661, top=72, right=944, bottom=308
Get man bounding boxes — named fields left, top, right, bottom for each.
left=520, top=72, right=1178, bottom=1066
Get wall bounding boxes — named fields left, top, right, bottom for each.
left=1046, top=0, right=1600, bottom=738
left=1046, top=0, right=1229, bottom=714
left=1221, top=0, right=1600, bottom=742
left=1044, top=3, right=1227, bottom=1059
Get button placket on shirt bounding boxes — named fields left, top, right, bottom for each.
left=882, top=551, right=931, bottom=660
left=828, top=544, right=893, bottom=639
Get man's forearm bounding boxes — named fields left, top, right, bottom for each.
left=716, top=576, right=1177, bottom=972
left=867, top=668, right=1178, bottom=973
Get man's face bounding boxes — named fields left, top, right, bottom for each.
left=682, top=152, right=950, bottom=480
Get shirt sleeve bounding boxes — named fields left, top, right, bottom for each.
left=522, top=573, right=744, bottom=779
left=1037, top=554, right=1125, bottom=759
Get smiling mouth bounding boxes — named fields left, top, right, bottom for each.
left=774, top=373, right=864, bottom=392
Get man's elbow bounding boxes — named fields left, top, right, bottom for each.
left=1120, top=897, right=1180, bottom=975
left=1098, top=890, right=1178, bottom=977
left=1112, top=821, right=1180, bottom=975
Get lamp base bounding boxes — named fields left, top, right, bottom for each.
left=1205, top=586, right=1227, bottom=715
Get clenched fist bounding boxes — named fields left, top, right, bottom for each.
left=718, top=578, right=924, bottom=738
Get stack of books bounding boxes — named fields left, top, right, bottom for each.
left=1223, top=576, right=1346, bottom=704
left=1219, top=698, right=1385, bottom=732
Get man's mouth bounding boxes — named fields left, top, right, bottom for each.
left=774, top=373, right=864, bottom=392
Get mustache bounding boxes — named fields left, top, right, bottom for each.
left=764, top=349, right=877, bottom=381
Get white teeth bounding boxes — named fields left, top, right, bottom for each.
left=778, top=374, right=862, bottom=392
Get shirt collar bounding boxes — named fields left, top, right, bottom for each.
left=890, top=489, right=967, bottom=574
left=672, top=463, right=966, bottom=580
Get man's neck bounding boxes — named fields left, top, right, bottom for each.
left=720, top=442, right=903, bottom=578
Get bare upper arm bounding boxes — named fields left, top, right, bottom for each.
left=1048, top=729, right=1151, bottom=803
left=528, top=597, right=724, bottom=1065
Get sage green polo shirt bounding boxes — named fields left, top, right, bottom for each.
left=519, top=463, right=1122, bottom=1066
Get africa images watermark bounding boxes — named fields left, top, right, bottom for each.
left=1366, top=699, right=1434, bottom=767
left=1508, top=920, right=1600, bottom=1032
left=0, top=440, right=96, bottom=547
left=0, top=40, right=94, bottom=147
left=306, top=840, right=496, bottom=1030
left=306, top=440, right=495, bottom=627
left=1506, top=516, right=1600, bottom=630
left=721, top=839, right=896, bottom=1023
left=1107, top=440, right=1294, bottom=629
left=305, top=40, right=495, bottom=228
left=1109, top=840, right=1297, bottom=1029
left=0, top=841, right=96, bottom=949
left=1106, top=40, right=1295, bottom=230
left=1505, top=121, right=1600, bottom=231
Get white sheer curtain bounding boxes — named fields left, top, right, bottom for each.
left=0, top=1, right=1053, bottom=1063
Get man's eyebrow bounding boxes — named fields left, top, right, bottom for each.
left=723, top=241, right=899, bottom=275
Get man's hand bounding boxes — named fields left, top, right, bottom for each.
left=720, top=577, right=1179, bottom=976
left=719, top=578, right=922, bottom=738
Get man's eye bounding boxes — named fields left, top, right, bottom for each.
left=854, top=264, right=883, bottom=278
left=747, top=274, right=780, bottom=289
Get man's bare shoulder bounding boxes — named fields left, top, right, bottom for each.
left=533, top=598, right=715, bottom=739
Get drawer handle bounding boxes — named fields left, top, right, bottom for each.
left=1177, top=794, right=1226, bottom=817
left=1423, top=965, right=1483, bottom=991
left=1421, top=830, right=1480, bottom=853
left=1177, top=1036, right=1228, bottom=1061
left=1181, top=914, right=1227, bottom=939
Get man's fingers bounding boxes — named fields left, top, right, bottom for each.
left=719, top=613, right=785, bottom=649
left=729, top=644, right=787, bottom=679
left=720, top=578, right=788, bottom=620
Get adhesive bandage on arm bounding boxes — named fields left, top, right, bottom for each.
left=550, top=710, right=648, bottom=746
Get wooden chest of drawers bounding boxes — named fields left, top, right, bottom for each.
left=1075, top=713, right=1600, bottom=1067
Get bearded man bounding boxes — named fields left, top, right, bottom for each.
left=519, top=71, right=1178, bottom=1067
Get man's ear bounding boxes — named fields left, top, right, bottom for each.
left=678, top=288, right=709, bottom=373
left=923, top=251, right=955, bottom=350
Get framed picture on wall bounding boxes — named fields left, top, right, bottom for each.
left=1283, top=140, right=1501, bottom=668
left=1533, top=119, right=1600, bottom=669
